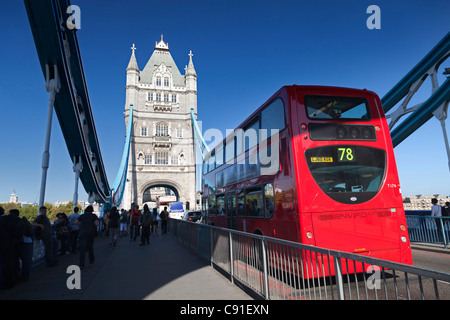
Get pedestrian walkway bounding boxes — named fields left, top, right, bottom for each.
left=0, top=232, right=253, bottom=300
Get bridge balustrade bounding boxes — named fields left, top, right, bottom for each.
left=406, top=216, right=450, bottom=249
left=170, top=218, right=450, bottom=300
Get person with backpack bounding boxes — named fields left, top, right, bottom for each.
left=140, top=204, right=152, bottom=246
left=107, top=206, right=120, bottom=247
left=129, top=204, right=142, bottom=242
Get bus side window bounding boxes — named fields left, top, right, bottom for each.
left=208, top=195, right=217, bottom=215
left=245, top=186, right=263, bottom=217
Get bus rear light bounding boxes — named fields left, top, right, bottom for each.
left=400, top=224, right=406, bottom=231
left=401, top=236, right=407, bottom=243
left=375, top=125, right=381, bottom=131
left=306, top=232, right=313, bottom=239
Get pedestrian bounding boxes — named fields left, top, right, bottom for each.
left=443, top=202, right=450, bottom=217
left=160, top=206, right=169, bottom=235
left=129, top=204, right=142, bottom=242
left=102, top=210, right=110, bottom=237
left=140, top=204, right=151, bottom=246
left=9, top=210, right=33, bottom=283
left=151, top=208, right=159, bottom=236
left=119, top=209, right=128, bottom=236
left=55, top=213, right=70, bottom=255
left=31, top=206, right=58, bottom=267
left=0, top=209, right=25, bottom=289
left=76, top=205, right=98, bottom=269
left=18, top=213, right=34, bottom=282
left=431, top=198, right=444, bottom=242
left=107, top=206, right=120, bottom=247
left=443, top=202, right=450, bottom=228
left=0, top=207, right=5, bottom=287
left=68, top=207, right=81, bottom=253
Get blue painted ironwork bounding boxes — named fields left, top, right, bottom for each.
left=381, top=32, right=450, bottom=147
left=24, top=0, right=110, bottom=203
left=382, top=32, right=450, bottom=113
left=191, top=108, right=210, bottom=159
left=391, top=77, right=450, bottom=147
left=111, top=105, right=134, bottom=207
left=406, top=215, right=449, bottom=249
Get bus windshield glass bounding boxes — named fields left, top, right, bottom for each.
left=305, top=146, right=386, bottom=204
left=305, top=95, right=370, bottom=120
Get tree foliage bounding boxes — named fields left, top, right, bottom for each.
left=0, top=201, right=82, bottom=222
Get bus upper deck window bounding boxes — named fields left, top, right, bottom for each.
left=305, top=95, right=370, bottom=121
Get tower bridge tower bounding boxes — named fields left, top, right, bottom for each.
left=123, top=36, right=197, bottom=210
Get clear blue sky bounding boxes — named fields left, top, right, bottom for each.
left=0, top=0, right=449, bottom=204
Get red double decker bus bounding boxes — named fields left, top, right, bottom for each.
left=202, top=85, right=413, bottom=266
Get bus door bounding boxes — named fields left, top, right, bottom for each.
left=226, top=192, right=237, bottom=230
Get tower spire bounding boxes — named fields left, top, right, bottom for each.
left=186, top=50, right=197, bottom=77
left=127, top=43, right=139, bottom=71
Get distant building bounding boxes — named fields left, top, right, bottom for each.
left=403, top=195, right=450, bottom=211
left=9, top=188, right=18, bottom=203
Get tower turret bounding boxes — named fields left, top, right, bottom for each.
left=185, top=50, right=197, bottom=114
left=126, top=43, right=140, bottom=110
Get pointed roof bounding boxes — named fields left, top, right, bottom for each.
left=139, top=36, right=185, bottom=86
left=126, top=43, right=139, bottom=71
left=186, top=50, right=197, bottom=77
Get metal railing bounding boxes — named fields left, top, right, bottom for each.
left=406, top=216, right=450, bottom=249
left=170, top=219, right=450, bottom=300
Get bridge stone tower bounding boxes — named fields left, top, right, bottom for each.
left=122, top=36, right=198, bottom=210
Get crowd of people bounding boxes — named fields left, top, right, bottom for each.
left=103, top=203, right=170, bottom=246
left=0, top=203, right=170, bottom=289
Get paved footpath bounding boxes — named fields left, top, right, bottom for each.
left=0, top=232, right=252, bottom=300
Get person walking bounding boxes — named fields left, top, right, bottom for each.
left=129, top=204, right=142, bottom=242
left=55, top=213, right=70, bottom=255
left=107, top=206, right=120, bottom=247
left=68, top=207, right=81, bottom=253
left=18, top=213, right=34, bottom=282
left=151, top=208, right=159, bottom=236
left=160, top=206, right=169, bottom=235
left=140, top=204, right=151, bottom=246
left=31, top=206, right=58, bottom=267
left=119, top=209, right=128, bottom=237
left=76, top=205, right=98, bottom=269
left=431, top=198, right=444, bottom=242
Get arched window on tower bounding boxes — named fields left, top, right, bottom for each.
left=156, top=76, right=161, bottom=86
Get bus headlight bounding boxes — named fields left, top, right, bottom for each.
left=306, top=232, right=313, bottom=239
left=400, top=225, right=406, bottom=231
left=401, top=236, right=407, bottom=243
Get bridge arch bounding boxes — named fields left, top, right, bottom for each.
left=140, top=180, right=183, bottom=204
